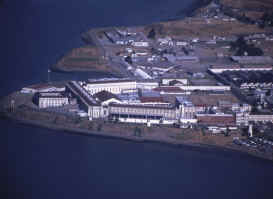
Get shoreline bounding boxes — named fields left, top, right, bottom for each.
left=2, top=112, right=272, bottom=162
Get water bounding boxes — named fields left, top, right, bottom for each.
left=1, top=1, right=273, bottom=198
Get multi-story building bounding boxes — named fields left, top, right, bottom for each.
left=196, top=114, right=236, bottom=126
left=66, top=81, right=102, bottom=120
left=179, top=85, right=231, bottom=91
left=84, top=79, right=137, bottom=95
left=236, top=113, right=273, bottom=125
left=176, top=96, right=197, bottom=123
left=209, top=65, right=272, bottom=74
left=108, top=104, right=176, bottom=124
left=34, top=92, right=69, bottom=108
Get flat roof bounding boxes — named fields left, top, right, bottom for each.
left=38, top=92, right=67, bottom=98
left=140, top=96, right=166, bottom=103
left=153, top=86, right=184, bottom=93
left=88, top=79, right=136, bottom=84
left=188, top=94, right=239, bottom=106
left=211, top=65, right=272, bottom=69
left=110, top=103, right=175, bottom=110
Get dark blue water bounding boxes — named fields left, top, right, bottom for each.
left=1, top=1, right=273, bottom=199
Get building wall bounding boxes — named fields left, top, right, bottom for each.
left=179, top=85, right=231, bottom=91
left=236, top=113, right=273, bottom=125
left=39, top=97, right=69, bottom=108
left=249, top=115, right=273, bottom=123
left=162, top=78, right=188, bottom=85
left=84, top=81, right=137, bottom=95
left=209, top=68, right=272, bottom=74
left=109, top=105, right=176, bottom=121
left=136, top=82, right=159, bottom=90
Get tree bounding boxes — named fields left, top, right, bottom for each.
left=88, top=122, right=94, bottom=130
left=97, top=124, right=102, bottom=132
left=147, top=28, right=156, bottom=39
left=224, top=128, right=230, bottom=137
left=230, top=36, right=264, bottom=56
left=134, top=126, right=142, bottom=137
left=125, top=56, right=132, bottom=64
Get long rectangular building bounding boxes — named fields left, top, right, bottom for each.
left=33, top=92, right=69, bottom=109
left=209, top=65, right=272, bottom=74
left=84, top=79, right=137, bottom=95
left=108, top=104, right=177, bottom=124
left=66, top=81, right=103, bottom=119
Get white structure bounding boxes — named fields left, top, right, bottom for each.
left=249, top=114, right=273, bottom=123
left=21, top=85, right=65, bottom=94
left=236, top=113, right=273, bottom=125
left=231, top=56, right=273, bottom=64
left=66, top=81, right=102, bottom=120
left=176, top=96, right=197, bottom=123
left=209, top=65, right=273, bottom=74
left=109, top=104, right=176, bottom=124
left=35, top=92, right=69, bottom=109
left=162, top=78, right=188, bottom=85
left=179, top=85, right=231, bottom=91
left=132, top=41, right=149, bottom=47
left=249, top=124, right=253, bottom=137
left=176, top=41, right=188, bottom=46
left=84, top=80, right=137, bottom=95
left=136, top=81, right=159, bottom=90
left=134, top=68, right=152, bottom=79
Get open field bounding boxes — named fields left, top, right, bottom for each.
left=221, top=0, right=273, bottom=11
left=143, top=17, right=268, bottom=40
left=54, top=46, right=117, bottom=73
left=221, top=0, right=273, bottom=21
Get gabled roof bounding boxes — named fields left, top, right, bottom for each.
left=93, top=90, right=120, bottom=102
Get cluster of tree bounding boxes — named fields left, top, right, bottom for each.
left=259, top=12, right=273, bottom=28
left=147, top=28, right=156, bottom=39
left=222, top=7, right=255, bottom=25
left=146, top=24, right=164, bottom=39
left=230, top=36, right=264, bottom=56
left=134, top=126, right=142, bottom=137
left=124, top=56, right=132, bottom=64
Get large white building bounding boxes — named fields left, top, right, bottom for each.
left=236, top=113, right=273, bottom=125
left=179, top=85, right=231, bottom=91
left=84, top=79, right=137, bottom=95
left=108, top=104, right=177, bottom=125
left=34, top=92, right=69, bottom=108
left=176, top=96, right=197, bottom=123
left=209, top=65, right=272, bottom=74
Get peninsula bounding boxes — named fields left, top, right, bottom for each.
left=1, top=0, right=273, bottom=161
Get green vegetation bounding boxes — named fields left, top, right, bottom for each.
left=97, top=124, right=103, bottom=132
left=134, top=126, right=142, bottom=137
left=147, top=28, right=156, bottom=39
left=260, top=12, right=273, bottom=28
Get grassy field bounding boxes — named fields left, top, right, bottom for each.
left=143, top=17, right=269, bottom=40
left=221, top=0, right=273, bottom=11
left=55, top=46, right=112, bottom=72
left=221, top=0, right=273, bottom=21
